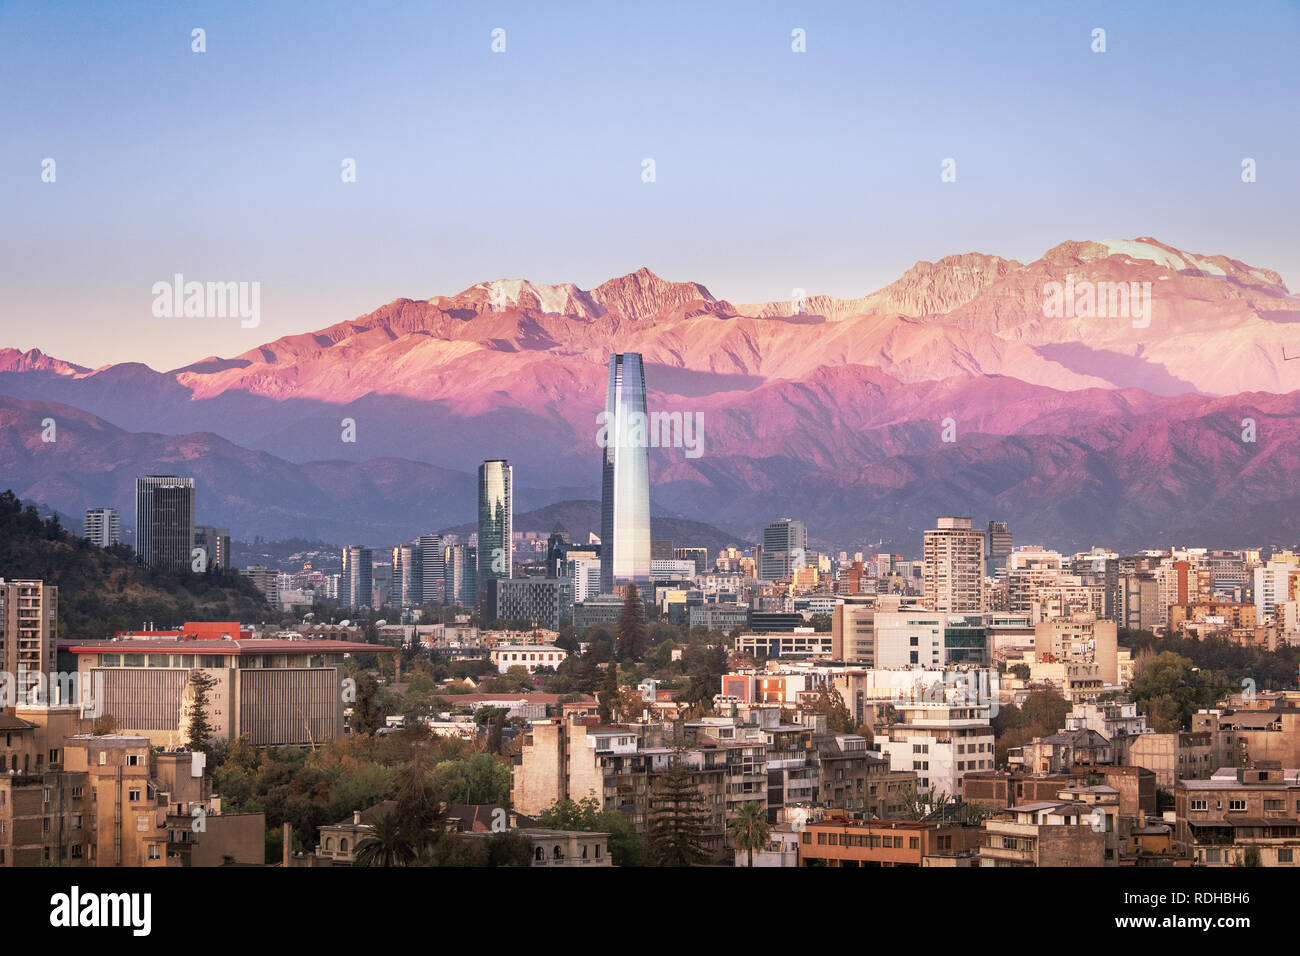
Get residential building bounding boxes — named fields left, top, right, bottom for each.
left=82, top=508, right=119, bottom=548
left=0, top=579, right=58, bottom=698
left=922, top=517, right=985, bottom=613
left=1176, top=764, right=1300, bottom=867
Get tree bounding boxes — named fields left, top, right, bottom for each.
left=728, top=800, right=771, bottom=867
left=616, top=585, right=648, bottom=661
left=430, top=753, right=510, bottom=805
left=1129, top=652, right=1225, bottom=732
left=807, top=683, right=854, bottom=733
left=92, top=714, right=119, bottom=736
left=184, top=670, right=218, bottom=755
left=350, top=672, right=385, bottom=737
left=899, top=784, right=950, bottom=821
left=681, top=643, right=728, bottom=712
left=539, top=795, right=646, bottom=867
left=647, top=758, right=711, bottom=866
left=393, top=747, right=445, bottom=859
left=598, top=663, right=620, bottom=723
left=484, top=829, right=534, bottom=867
left=354, top=812, right=416, bottom=866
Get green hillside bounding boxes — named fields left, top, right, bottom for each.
left=0, top=490, right=276, bottom=637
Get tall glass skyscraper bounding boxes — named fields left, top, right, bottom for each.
left=600, top=353, right=651, bottom=594
left=477, top=460, right=512, bottom=611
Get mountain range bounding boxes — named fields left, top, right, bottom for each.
left=3, top=236, right=1299, bottom=553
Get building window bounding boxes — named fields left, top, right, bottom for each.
left=129, top=789, right=141, bottom=802
left=1279, top=849, right=1294, bottom=864
left=1228, top=800, right=1246, bottom=812
left=148, top=846, right=161, bottom=861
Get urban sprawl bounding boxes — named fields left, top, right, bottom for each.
left=4, top=352, right=1299, bottom=869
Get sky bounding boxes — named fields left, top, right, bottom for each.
left=2, top=0, right=1298, bottom=371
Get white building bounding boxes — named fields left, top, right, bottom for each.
left=568, top=556, right=601, bottom=604
left=83, top=507, right=120, bottom=547
left=490, top=644, right=568, bottom=673
left=873, top=701, right=995, bottom=798
left=1254, top=557, right=1299, bottom=624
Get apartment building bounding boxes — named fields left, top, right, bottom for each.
left=510, top=717, right=734, bottom=859
left=1176, top=764, right=1300, bottom=866
left=964, top=766, right=1157, bottom=820
left=1193, top=697, right=1300, bottom=770
left=1127, top=731, right=1215, bottom=791
left=1034, top=614, right=1118, bottom=685
left=979, top=798, right=1108, bottom=867
left=816, top=733, right=916, bottom=817
left=0, top=579, right=58, bottom=697
left=922, top=517, right=986, bottom=613
left=873, top=702, right=995, bottom=798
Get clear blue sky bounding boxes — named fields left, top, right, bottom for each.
left=2, top=0, right=1297, bottom=370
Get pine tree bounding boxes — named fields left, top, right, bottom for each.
left=647, top=757, right=711, bottom=866
left=616, top=584, right=647, bottom=661
left=184, top=670, right=218, bottom=755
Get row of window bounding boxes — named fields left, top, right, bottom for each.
left=805, top=831, right=922, bottom=850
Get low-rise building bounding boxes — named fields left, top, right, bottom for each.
left=1175, top=764, right=1300, bottom=867
left=798, top=819, right=978, bottom=866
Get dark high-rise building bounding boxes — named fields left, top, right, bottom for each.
left=599, top=353, right=650, bottom=594
left=477, top=460, right=513, bottom=611
left=341, top=545, right=373, bottom=609
left=674, top=547, right=708, bottom=576
left=135, top=475, right=195, bottom=571
left=761, top=519, right=807, bottom=581
left=651, top=540, right=675, bottom=561
left=547, top=523, right=573, bottom=577
left=985, top=520, right=1012, bottom=579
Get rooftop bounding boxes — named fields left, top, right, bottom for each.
left=61, top=638, right=395, bottom=656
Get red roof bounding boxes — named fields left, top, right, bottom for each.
left=60, top=638, right=395, bottom=656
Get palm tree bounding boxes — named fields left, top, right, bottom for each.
left=353, top=813, right=416, bottom=867
left=729, top=801, right=772, bottom=868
